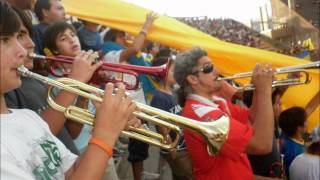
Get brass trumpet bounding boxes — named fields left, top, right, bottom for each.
left=218, top=61, right=320, bottom=91
left=29, top=53, right=168, bottom=90
left=18, top=66, right=229, bottom=155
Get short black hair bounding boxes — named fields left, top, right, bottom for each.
left=152, top=47, right=172, bottom=66
left=34, top=0, right=56, bottom=21
left=154, top=47, right=171, bottom=59
left=103, top=29, right=125, bottom=42
left=279, top=106, right=307, bottom=137
left=12, top=7, right=33, bottom=36
left=151, top=56, right=174, bottom=83
left=0, top=1, right=21, bottom=36
left=43, top=21, right=76, bottom=54
left=307, top=141, right=320, bottom=155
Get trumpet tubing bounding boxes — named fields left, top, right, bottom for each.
left=218, top=61, right=319, bottom=91
left=18, top=66, right=229, bottom=155
left=29, top=53, right=168, bottom=90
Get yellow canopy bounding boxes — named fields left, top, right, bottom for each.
left=62, top=0, right=319, bottom=132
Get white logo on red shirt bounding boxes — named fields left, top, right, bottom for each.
left=192, top=104, right=218, bottom=118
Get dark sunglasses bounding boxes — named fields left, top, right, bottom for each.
left=192, top=63, right=214, bottom=74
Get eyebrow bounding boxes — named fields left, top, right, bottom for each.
left=57, top=32, right=67, bottom=38
left=19, top=30, right=28, bottom=35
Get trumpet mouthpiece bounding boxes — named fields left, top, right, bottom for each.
left=28, top=53, right=46, bottom=59
left=17, top=66, right=29, bottom=77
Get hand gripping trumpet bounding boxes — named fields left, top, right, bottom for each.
left=18, top=66, right=230, bottom=155
left=218, top=61, right=320, bottom=91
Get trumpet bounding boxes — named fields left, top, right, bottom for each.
left=29, top=53, right=168, bottom=90
left=17, top=66, right=229, bottom=155
left=218, top=61, right=320, bottom=91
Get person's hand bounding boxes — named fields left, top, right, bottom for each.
left=68, top=50, right=103, bottom=83
left=92, top=83, right=137, bottom=147
left=126, top=117, right=142, bottom=129
left=141, top=12, right=158, bottom=32
left=252, top=63, right=274, bottom=92
left=169, top=148, right=177, bottom=160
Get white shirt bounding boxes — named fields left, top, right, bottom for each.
left=103, top=50, right=146, bottom=104
left=1, top=109, right=77, bottom=180
left=289, top=153, right=320, bottom=180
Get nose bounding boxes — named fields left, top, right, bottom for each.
left=25, top=36, right=35, bottom=50
left=67, top=35, right=75, bottom=43
left=15, top=39, right=27, bottom=65
left=213, top=68, right=219, bottom=77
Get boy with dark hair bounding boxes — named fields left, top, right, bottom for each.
left=0, top=2, right=139, bottom=179
left=4, top=6, right=81, bottom=154
left=150, top=56, right=193, bottom=180
left=279, top=106, right=308, bottom=177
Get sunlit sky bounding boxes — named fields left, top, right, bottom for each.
left=125, top=0, right=271, bottom=24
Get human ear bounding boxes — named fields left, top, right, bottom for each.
left=42, top=9, right=50, bottom=19
left=186, top=74, right=198, bottom=85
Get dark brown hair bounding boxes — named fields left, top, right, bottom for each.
left=0, top=1, right=21, bottom=36
left=43, top=21, right=76, bottom=54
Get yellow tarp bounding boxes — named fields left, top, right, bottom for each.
left=62, top=0, right=319, bottom=132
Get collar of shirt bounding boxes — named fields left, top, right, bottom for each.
left=187, top=94, right=231, bottom=115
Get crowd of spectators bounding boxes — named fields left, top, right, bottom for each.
left=177, top=17, right=261, bottom=47
left=176, top=17, right=316, bottom=59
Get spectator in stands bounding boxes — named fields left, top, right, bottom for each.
left=244, top=89, right=283, bottom=178
left=32, top=0, right=65, bottom=75
left=33, top=0, right=65, bottom=55
left=77, top=20, right=103, bottom=52
left=150, top=55, right=193, bottom=180
left=278, top=107, right=308, bottom=178
left=177, top=17, right=261, bottom=48
left=142, top=42, right=159, bottom=63
left=101, top=12, right=158, bottom=180
left=289, top=126, right=320, bottom=180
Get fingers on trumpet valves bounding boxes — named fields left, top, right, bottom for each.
left=126, top=117, right=142, bottom=129
left=104, top=83, right=115, bottom=101
left=254, top=63, right=274, bottom=74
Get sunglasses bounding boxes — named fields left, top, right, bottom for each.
left=192, top=63, right=214, bottom=74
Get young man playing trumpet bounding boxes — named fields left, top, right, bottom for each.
left=4, top=7, right=101, bottom=155
left=42, top=21, right=124, bottom=180
left=174, top=47, right=275, bottom=180
left=0, top=2, right=140, bottom=179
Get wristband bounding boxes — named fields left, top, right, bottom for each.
left=139, top=29, right=148, bottom=36
left=89, top=138, right=113, bottom=157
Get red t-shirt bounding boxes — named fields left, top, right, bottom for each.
left=182, top=95, right=253, bottom=180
